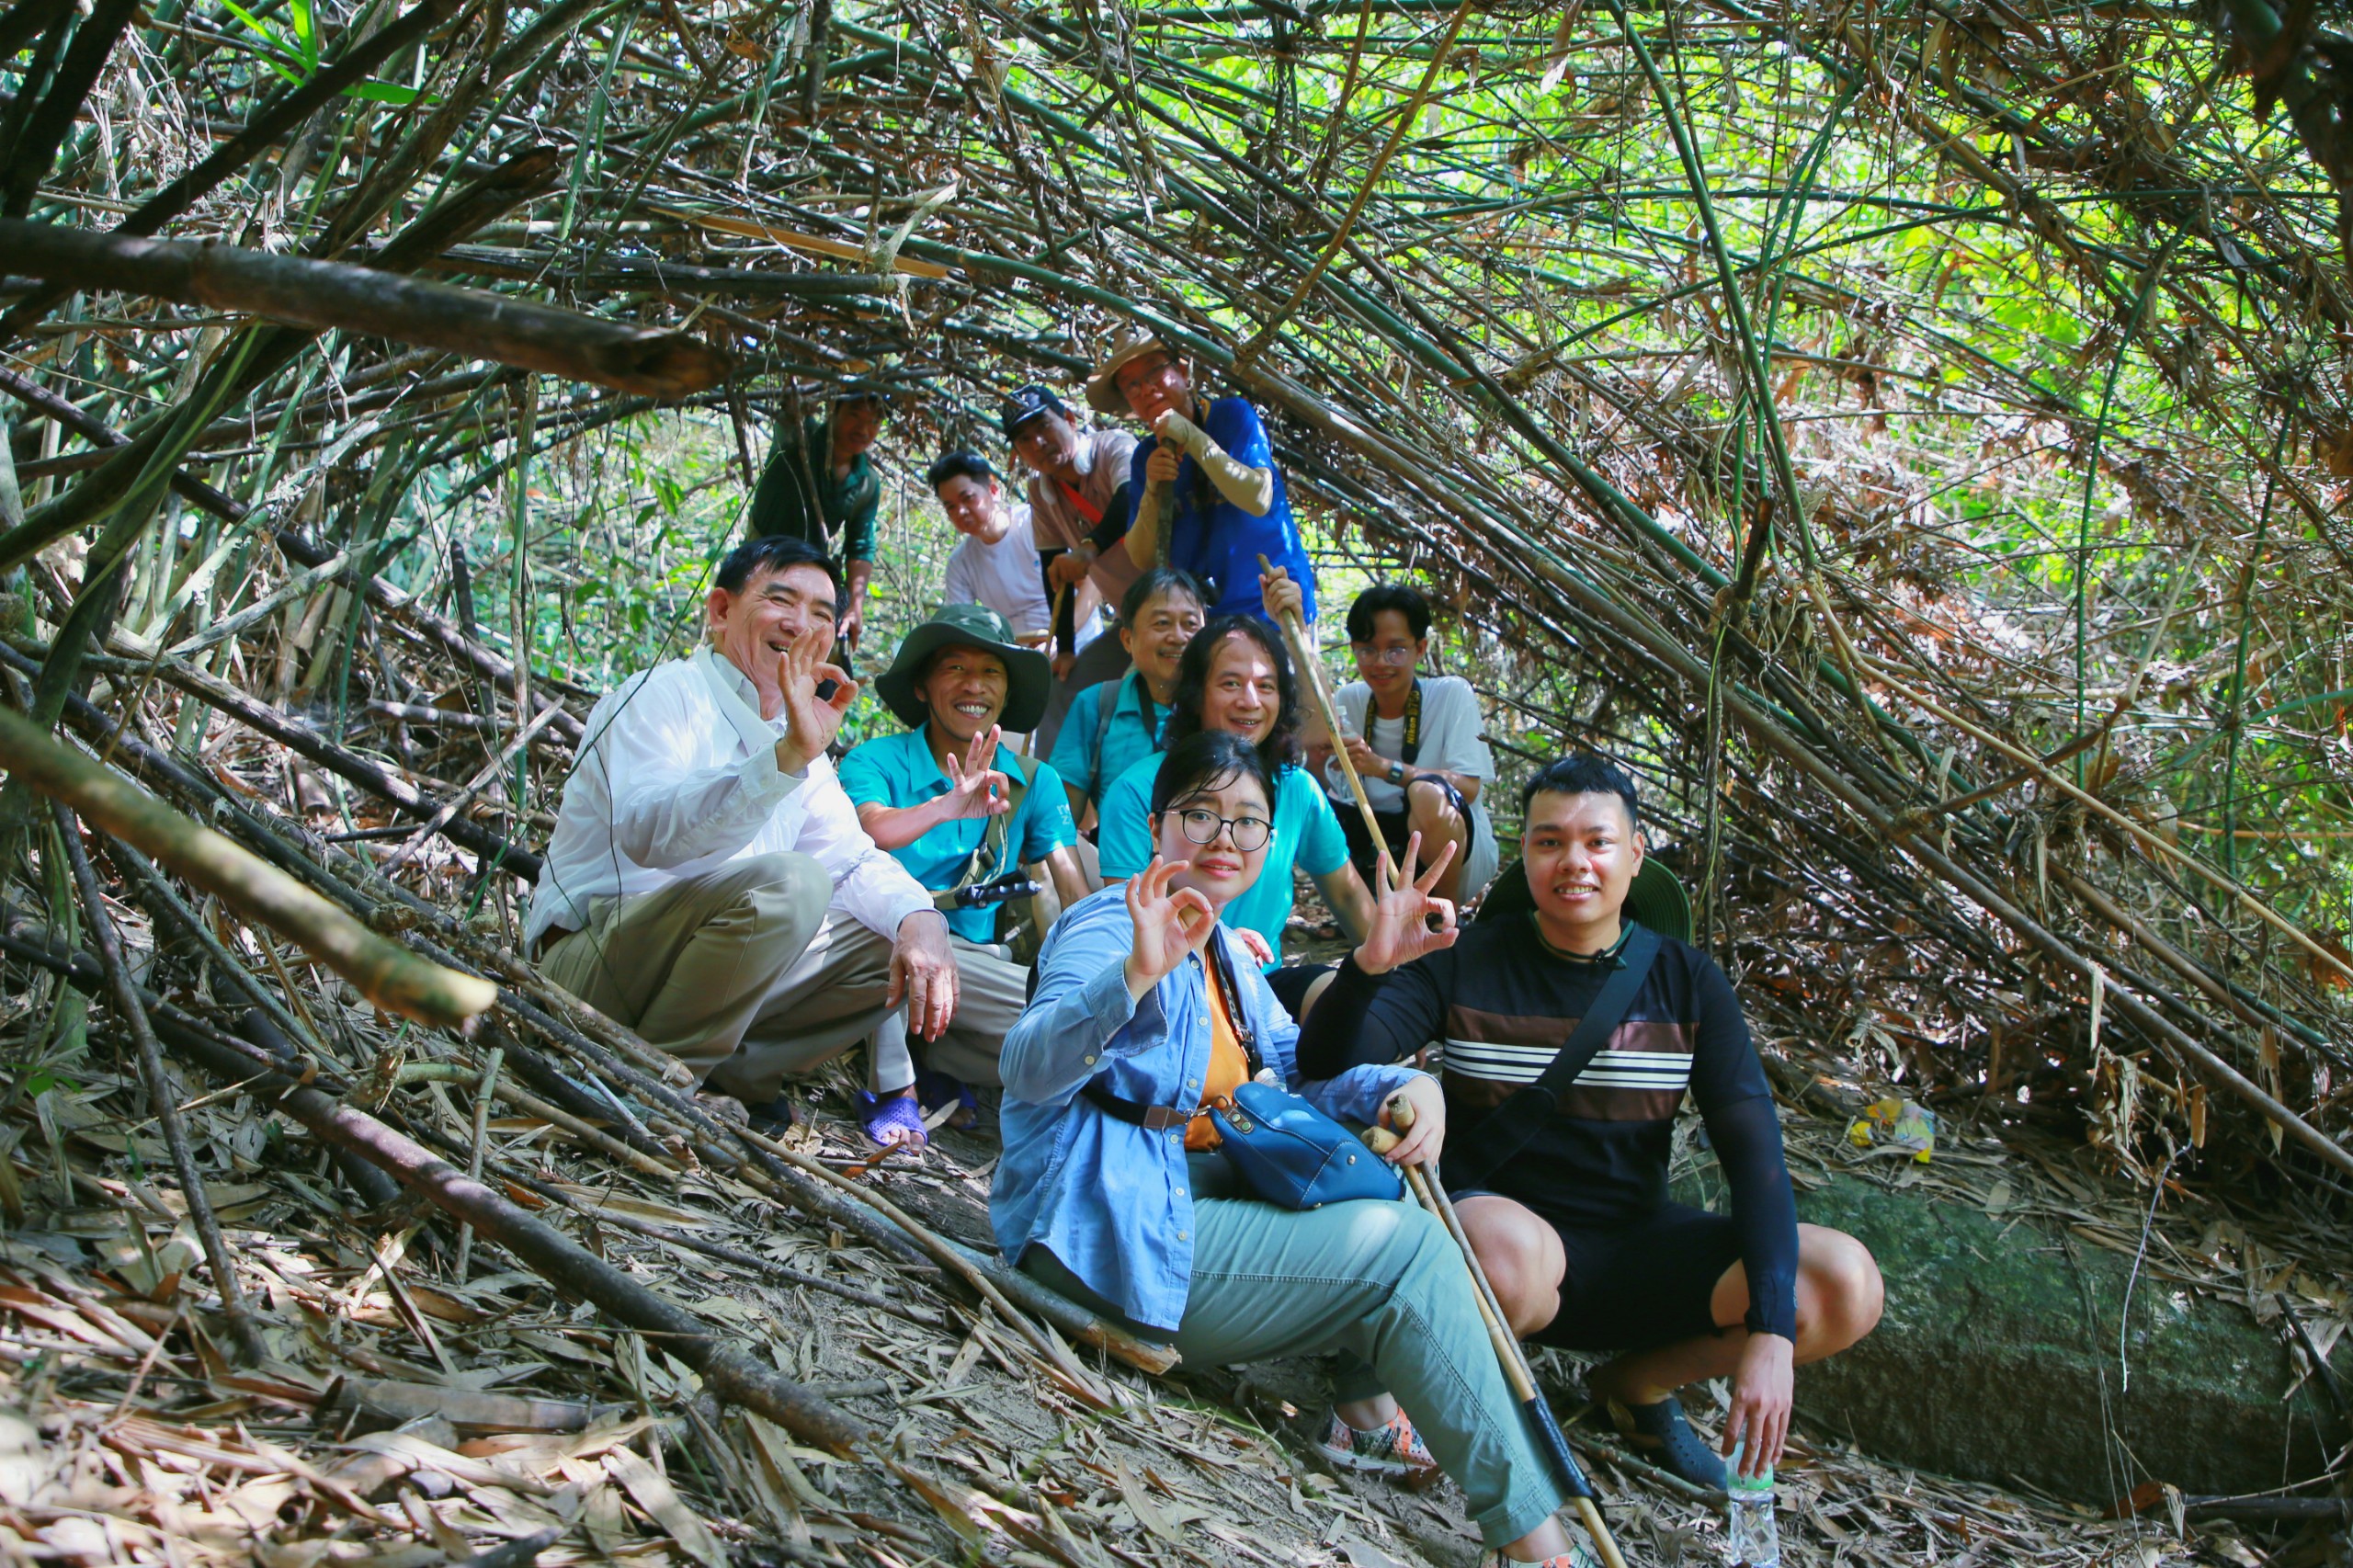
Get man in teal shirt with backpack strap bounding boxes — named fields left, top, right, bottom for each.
left=841, top=604, right=1095, bottom=1144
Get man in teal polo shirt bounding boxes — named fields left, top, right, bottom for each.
left=840, top=605, right=1093, bottom=1143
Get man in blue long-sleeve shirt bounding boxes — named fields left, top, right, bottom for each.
left=1299, top=753, right=1883, bottom=1490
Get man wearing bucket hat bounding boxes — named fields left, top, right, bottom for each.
left=1003, top=384, right=1138, bottom=751
left=1298, top=752, right=1883, bottom=1494
left=838, top=604, right=1094, bottom=1144
left=746, top=386, right=891, bottom=653
left=1084, top=327, right=1316, bottom=626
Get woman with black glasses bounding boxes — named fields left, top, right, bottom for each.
left=994, top=731, right=1599, bottom=1568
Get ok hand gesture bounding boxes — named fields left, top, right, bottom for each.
left=1352, top=831, right=1460, bottom=976
left=1122, top=855, right=1217, bottom=999
left=776, top=621, right=858, bottom=776
left=940, top=725, right=1011, bottom=822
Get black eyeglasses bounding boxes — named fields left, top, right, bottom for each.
left=1173, top=808, right=1273, bottom=852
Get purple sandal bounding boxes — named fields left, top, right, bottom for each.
left=915, top=1068, right=980, bottom=1130
left=855, top=1090, right=928, bottom=1149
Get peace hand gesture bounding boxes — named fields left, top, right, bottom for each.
left=1353, top=831, right=1460, bottom=976
left=1122, top=855, right=1218, bottom=998
left=776, top=620, right=858, bottom=775
left=940, top=725, right=1011, bottom=822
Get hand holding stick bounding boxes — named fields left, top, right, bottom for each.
left=1256, top=553, right=1393, bottom=889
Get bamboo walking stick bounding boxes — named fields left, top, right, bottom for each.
left=1274, top=545, right=1628, bottom=1564
left=1255, top=554, right=1395, bottom=874
left=1366, top=1114, right=1630, bottom=1568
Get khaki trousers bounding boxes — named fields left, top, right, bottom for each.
left=722, top=928, right=1028, bottom=1100
left=540, top=852, right=830, bottom=1087
left=1034, top=628, right=1130, bottom=756
left=864, top=935, right=1030, bottom=1092
left=540, top=853, right=1029, bottom=1104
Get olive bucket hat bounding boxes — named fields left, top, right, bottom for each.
left=876, top=602, right=1054, bottom=733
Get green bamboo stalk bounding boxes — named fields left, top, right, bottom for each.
left=0, top=704, right=496, bottom=1028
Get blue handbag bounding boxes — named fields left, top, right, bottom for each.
left=1083, top=936, right=1404, bottom=1210
left=1209, top=1078, right=1403, bottom=1208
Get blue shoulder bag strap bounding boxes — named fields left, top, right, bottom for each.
left=1441, top=923, right=1663, bottom=1190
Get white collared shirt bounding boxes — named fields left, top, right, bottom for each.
left=524, top=646, right=934, bottom=950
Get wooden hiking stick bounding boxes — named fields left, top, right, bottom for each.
left=1256, top=553, right=1395, bottom=883
left=1272, top=553, right=1625, bottom=1562
left=1366, top=1108, right=1630, bottom=1568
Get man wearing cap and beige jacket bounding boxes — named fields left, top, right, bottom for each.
left=1003, top=383, right=1138, bottom=752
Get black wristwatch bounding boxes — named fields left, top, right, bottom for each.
left=1388, top=761, right=1406, bottom=786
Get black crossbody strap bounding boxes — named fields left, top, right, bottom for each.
left=1443, top=923, right=1663, bottom=1189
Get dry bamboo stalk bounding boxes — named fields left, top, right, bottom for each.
left=730, top=1120, right=1131, bottom=1392
left=1849, top=641, right=2353, bottom=989
left=52, top=803, right=266, bottom=1366
left=158, top=1019, right=879, bottom=1456
left=0, top=220, right=731, bottom=399
left=0, top=704, right=495, bottom=1028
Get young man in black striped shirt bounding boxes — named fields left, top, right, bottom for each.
left=1299, top=754, right=1882, bottom=1489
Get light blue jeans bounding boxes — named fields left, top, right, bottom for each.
left=1029, top=1185, right=1565, bottom=1547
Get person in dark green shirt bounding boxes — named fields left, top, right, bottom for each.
left=746, top=391, right=888, bottom=653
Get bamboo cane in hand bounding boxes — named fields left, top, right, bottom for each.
left=1254, top=553, right=1395, bottom=890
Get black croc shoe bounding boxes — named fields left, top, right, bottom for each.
left=1609, top=1394, right=1727, bottom=1490
left=740, top=1096, right=798, bottom=1138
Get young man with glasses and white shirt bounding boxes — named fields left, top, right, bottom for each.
left=1315, top=583, right=1498, bottom=905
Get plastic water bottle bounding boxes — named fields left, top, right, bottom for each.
left=1723, top=1441, right=1779, bottom=1568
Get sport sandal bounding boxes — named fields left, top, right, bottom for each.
left=1483, top=1545, right=1601, bottom=1568
left=1608, top=1392, right=1726, bottom=1490
left=855, top=1089, right=929, bottom=1149
left=1315, top=1407, right=1439, bottom=1486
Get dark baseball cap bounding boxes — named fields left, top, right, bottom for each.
left=1000, top=383, right=1069, bottom=440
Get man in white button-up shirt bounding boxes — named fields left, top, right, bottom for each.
left=527, top=536, right=969, bottom=1128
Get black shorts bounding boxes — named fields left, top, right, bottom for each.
left=1264, top=961, right=1336, bottom=1018
left=1455, top=1199, right=1743, bottom=1352
left=1337, top=778, right=1483, bottom=883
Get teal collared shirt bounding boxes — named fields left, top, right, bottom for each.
left=1096, top=756, right=1349, bottom=970
left=838, top=728, right=1078, bottom=944
left=1048, top=670, right=1169, bottom=805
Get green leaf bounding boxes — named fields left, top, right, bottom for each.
left=344, top=80, right=431, bottom=104
left=289, top=0, right=317, bottom=68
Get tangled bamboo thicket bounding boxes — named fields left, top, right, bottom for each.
left=4, top=0, right=2353, bottom=1557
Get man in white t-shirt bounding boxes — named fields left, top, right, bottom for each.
left=929, top=452, right=1051, bottom=644
left=1318, top=583, right=1498, bottom=904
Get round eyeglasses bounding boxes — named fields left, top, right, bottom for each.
left=1174, top=808, right=1273, bottom=852
left=1351, top=643, right=1416, bottom=666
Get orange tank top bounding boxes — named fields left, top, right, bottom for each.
left=1187, top=967, right=1253, bottom=1151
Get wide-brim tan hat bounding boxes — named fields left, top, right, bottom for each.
left=1083, top=326, right=1176, bottom=415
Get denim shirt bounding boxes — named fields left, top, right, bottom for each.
left=992, top=886, right=1424, bottom=1331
